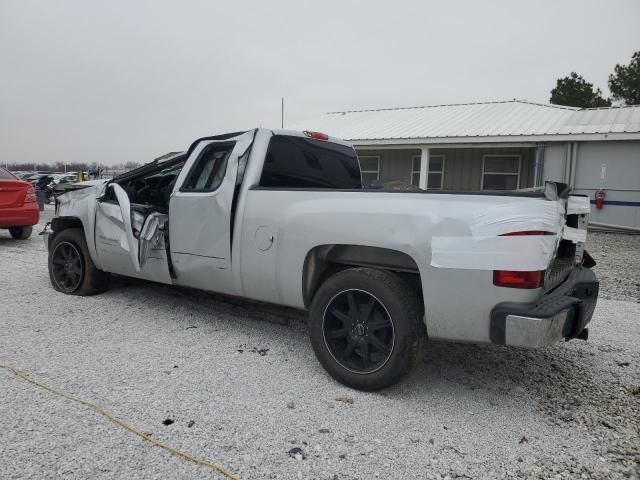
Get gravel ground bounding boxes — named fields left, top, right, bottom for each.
left=588, top=231, right=640, bottom=303
left=0, top=212, right=638, bottom=479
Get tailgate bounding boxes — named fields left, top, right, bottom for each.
left=0, top=180, right=27, bottom=208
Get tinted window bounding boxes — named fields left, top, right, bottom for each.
left=259, top=135, right=362, bottom=189
left=182, top=143, right=234, bottom=192
left=0, top=168, right=16, bottom=180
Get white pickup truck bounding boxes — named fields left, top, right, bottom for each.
left=44, top=129, right=599, bottom=390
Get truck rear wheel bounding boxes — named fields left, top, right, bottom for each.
left=309, top=268, right=425, bottom=391
left=48, top=228, right=110, bottom=295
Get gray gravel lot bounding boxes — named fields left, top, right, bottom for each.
left=588, top=231, right=640, bottom=303
left=0, top=213, right=638, bottom=479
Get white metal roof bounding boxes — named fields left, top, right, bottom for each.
left=292, top=100, right=640, bottom=145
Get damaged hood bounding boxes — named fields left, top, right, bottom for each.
left=55, top=180, right=107, bottom=218
left=54, top=179, right=108, bottom=194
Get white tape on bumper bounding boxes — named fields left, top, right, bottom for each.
left=430, top=235, right=557, bottom=271
left=567, top=196, right=591, bottom=215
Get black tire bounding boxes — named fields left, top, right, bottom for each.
left=48, top=228, right=110, bottom=295
left=309, top=268, right=425, bottom=391
left=9, top=226, right=32, bottom=240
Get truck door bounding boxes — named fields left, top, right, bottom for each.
left=168, top=131, right=254, bottom=293
left=94, top=183, right=173, bottom=284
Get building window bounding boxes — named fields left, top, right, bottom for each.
left=359, top=156, right=380, bottom=186
left=481, top=155, right=521, bottom=190
left=411, top=154, right=445, bottom=189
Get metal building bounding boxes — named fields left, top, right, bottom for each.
left=296, top=100, right=640, bottom=229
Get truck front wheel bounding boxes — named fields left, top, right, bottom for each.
left=48, top=228, right=110, bottom=295
left=309, top=268, right=425, bottom=391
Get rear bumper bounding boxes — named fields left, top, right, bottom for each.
left=490, top=267, right=599, bottom=347
left=0, top=204, right=39, bottom=228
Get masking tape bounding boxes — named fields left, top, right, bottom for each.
left=562, top=226, right=587, bottom=243
left=469, top=201, right=564, bottom=237
left=567, top=196, right=591, bottom=215
left=430, top=235, right=558, bottom=271
left=431, top=197, right=589, bottom=270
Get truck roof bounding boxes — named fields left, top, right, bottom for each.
left=268, top=129, right=353, bottom=148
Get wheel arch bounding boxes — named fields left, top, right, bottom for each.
left=51, top=216, right=84, bottom=233
left=50, top=216, right=83, bottom=245
left=302, top=244, right=423, bottom=308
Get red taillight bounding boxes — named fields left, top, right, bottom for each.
left=493, top=232, right=550, bottom=288
left=24, top=185, right=37, bottom=203
left=493, top=270, right=544, bottom=289
left=303, top=130, right=329, bottom=140
left=500, top=231, right=553, bottom=236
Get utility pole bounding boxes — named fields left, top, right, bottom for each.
left=281, top=97, right=284, bottom=128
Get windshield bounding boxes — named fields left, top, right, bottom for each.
left=0, top=168, right=17, bottom=180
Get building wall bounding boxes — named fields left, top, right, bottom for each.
left=356, top=147, right=535, bottom=190
left=573, top=141, right=640, bottom=228
left=542, top=140, right=640, bottom=228
left=542, top=144, right=567, bottom=183
left=356, top=149, right=419, bottom=184
left=357, top=140, right=639, bottom=228
left=434, top=147, right=534, bottom=190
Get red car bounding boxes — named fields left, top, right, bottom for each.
left=0, top=167, right=39, bottom=239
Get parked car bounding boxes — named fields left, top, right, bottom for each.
left=15, top=171, right=37, bottom=180
left=0, top=167, right=39, bottom=239
left=27, top=174, right=56, bottom=204
left=11, top=171, right=31, bottom=179
left=52, top=173, right=77, bottom=185
left=42, top=129, right=598, bottom=390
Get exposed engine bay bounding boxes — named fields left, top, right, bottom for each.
left=106, top=154, right=187, bottom=213
left=97, top=153, right=187, bottom=270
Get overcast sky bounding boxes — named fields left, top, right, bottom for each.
left=1, top=0, right=639, bottom=166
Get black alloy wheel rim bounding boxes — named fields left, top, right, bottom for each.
left=322, top=289, right=395, bottom=374
left=52, top=241, right=84, bottom=292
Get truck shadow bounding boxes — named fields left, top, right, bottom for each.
left=108, top=274, right=307, bottom=327
left=0, top=233, right=43, bottom=250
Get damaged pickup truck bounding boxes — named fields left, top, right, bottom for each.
left=43, top=129, right=599, bottom=390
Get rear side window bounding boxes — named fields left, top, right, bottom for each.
left=259, top=135, right=362, bottom=189
left=0, top=168, right=16, bottom=180
left=181, top=142, right=234, bottom=192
